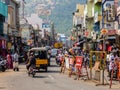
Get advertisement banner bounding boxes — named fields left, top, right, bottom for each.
left=75, top=56, right=83, bottom=69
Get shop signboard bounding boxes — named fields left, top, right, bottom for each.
left=107, top=30, right=116, bottom=35
left=75, top=56, right=83, bottom=69
left=101, top=29, right=107, bottom=34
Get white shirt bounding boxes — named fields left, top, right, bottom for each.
left=107, top=54, right=110, bottom=61
left=14, top=53, right=19, bottom=62
left=109, top=61, right=114, bottom=70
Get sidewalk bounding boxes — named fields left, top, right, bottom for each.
left=62, top=66, right=120, bottom=89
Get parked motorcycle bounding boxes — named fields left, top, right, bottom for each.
left=0, top=58, right=7, bottom=72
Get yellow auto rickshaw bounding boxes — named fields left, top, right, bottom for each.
left=28, top=47, right=48, bottom=72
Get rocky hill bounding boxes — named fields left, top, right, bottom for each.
left=21, top=0, right=86, bottom=35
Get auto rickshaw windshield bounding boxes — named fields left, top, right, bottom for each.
left=34, top=51, right=47, bottom=59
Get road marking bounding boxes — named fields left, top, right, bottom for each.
left=48, top=75, right=54, bottom=80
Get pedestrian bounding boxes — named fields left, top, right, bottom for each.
left=26, top=52, right=35, bottom=70
left=106, top=52, right=110, bottom=71
left=13, top=51, right=19, bottom=71
left=68, top=55, right=75, bottom=77
left=6, top=50, right=13, bottom=69
left=108, top=53, right=115, bottom=80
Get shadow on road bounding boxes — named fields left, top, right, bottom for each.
left=47, top=70, right=60, bottom=73
left=35, top=70, right=60, bottom=74
left=49, top=65, right=60, bottom=67
left=33, top=75, right=48, bottom=78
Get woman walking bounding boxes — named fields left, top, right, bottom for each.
left=7, top=51, right=13, bottom=69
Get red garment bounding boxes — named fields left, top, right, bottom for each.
left=7, top=54, right=13, bottom=69
left=108, top=46, right=112, bottom=52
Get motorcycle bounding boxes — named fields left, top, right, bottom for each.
left=56, top=54, right=64, bottom=66
left=56, top=55, right=61, bottom=66
left=0, top=58, right=7, bottom=72
left=28, top=65, right=36, bottom=77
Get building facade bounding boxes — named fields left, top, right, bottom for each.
left=94, top=0, right=102, bottom=34
left=86, top=0, right=94, bottom=38
left=4, top=0, right=20, bottom=53
left=73, top=4, right=85, bottom=41
left=0, top=0, right=8, bottom=36
left=0, top=0, right=8, bottom=57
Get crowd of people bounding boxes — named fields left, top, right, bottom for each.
left=1, top=45, right=120, bottom=81
left=0, top=50, right=25, bottom=71
left=56, top=46, right=120, bottom=81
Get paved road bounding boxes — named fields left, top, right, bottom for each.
left=0, top=58, right=119, bottom=90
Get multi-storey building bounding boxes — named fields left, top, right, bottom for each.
left=0, top=0, right=8, bottom=57
left=94, top=0, right=102, bottom=34
left=4, top=0, right=20, bottom=53
left=5, top=0, right=20, bottom=36
left=85, top=0, right=94, bottom=38
left=116, top=0, right=120, bottom=48
left=73, top=4, right=85, bottom=41
left=0, top=0, right=8, bottom=36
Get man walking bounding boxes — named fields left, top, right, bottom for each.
left=13, top=51, right=19, bottom=71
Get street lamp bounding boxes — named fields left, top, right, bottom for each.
left=101, top=29, right=108, bottom=85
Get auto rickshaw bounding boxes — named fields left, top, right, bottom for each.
left=28, top=47, right=48, bottom=72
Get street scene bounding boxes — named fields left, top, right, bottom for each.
left=0, top=0, right=120, bottom=90
left=0, top=58, right=119, bottom=90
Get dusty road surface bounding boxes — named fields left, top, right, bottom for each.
left=0, top=59, right=120, bottom=90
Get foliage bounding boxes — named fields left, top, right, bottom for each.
left=24, top=0, right=84, bottom=35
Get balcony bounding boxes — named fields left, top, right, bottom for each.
left=94, top=0, right=102, bottom=4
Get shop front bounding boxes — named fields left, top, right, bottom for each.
left=0, top=36, right=7, bottom=58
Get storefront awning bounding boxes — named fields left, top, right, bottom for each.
left=97, top=36, right=116, bottom=42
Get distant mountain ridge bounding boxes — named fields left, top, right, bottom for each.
left=23, top=0, right=86, bottom=35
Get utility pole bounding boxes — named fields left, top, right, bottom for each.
left=21, top=0, right=26, bottom=18
left=51, top=22, right=55, bottom=45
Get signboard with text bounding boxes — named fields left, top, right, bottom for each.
left=107, top=30, right=116, bottom=35
left=75, top=56, right=83, bottom=69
